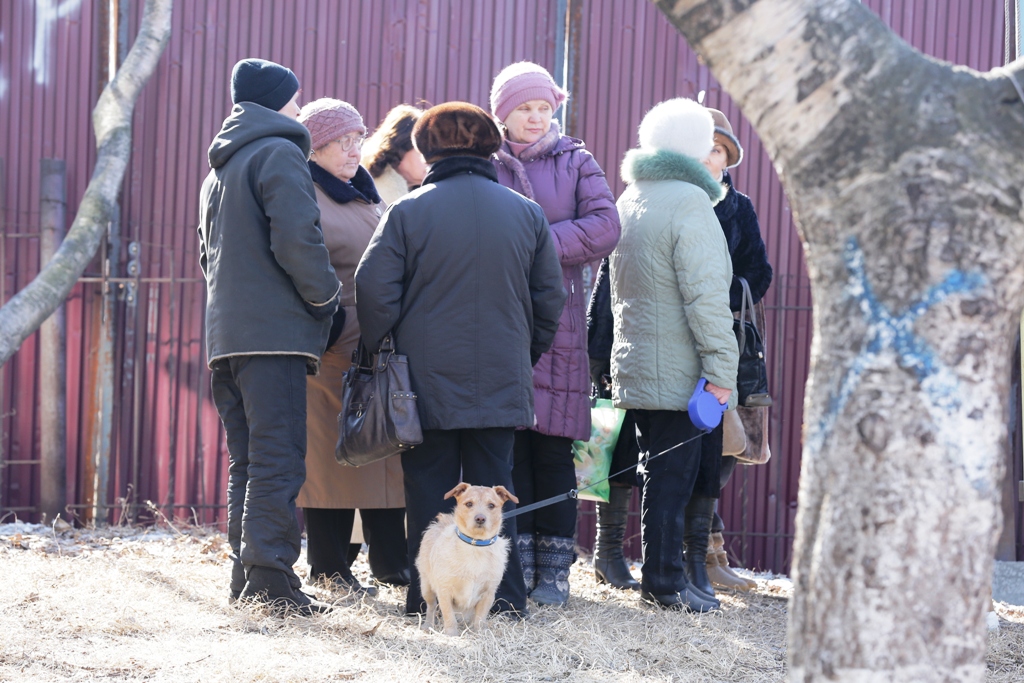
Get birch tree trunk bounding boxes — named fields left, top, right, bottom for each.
left=653, top=1, right=1024, bottom=680
left=0, top=0, right=172, bottom=367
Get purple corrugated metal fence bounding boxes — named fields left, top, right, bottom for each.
left=0, top=0, right=1015, bottom=572
left=568, top=0, right=1012, bottom=571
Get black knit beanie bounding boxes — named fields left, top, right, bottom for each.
left=230, top=58, right=300, bottom=111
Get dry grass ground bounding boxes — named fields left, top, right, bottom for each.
left=0, top=522, right=1021, bottom=683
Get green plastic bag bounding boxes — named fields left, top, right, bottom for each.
left=572, top=398, right=626, bottom=503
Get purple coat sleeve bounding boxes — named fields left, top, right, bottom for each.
left=547, top=151, right=621, bottom=266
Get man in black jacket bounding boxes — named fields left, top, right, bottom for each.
left=198, top=58, right=341, bottom=613
left=356, top=102, right=566, bottom=617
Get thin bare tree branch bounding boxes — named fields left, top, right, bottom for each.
left=0, top=0, right=173, bottom=367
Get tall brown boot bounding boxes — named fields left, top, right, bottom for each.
left=706, top=532, right=756, bottom=591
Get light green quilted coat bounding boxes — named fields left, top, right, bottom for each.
left=610, top=149, right=738, bottom=411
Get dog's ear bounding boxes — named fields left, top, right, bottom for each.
left=444, top=482, right=471, bottom=500
left=492, top=486, right=519, bottom=504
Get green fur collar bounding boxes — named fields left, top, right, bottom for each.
left=620, top=148, right=726, bottom=205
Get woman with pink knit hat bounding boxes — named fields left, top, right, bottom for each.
left=490, top=61, right=621, bottom=607
left=296, top=98, right=408, bottom=598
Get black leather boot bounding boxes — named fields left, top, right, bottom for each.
left=594, top=485, right=640, bottom=590
left=640, top=571, right=721, bottom=613
left=239, top=566, right=332, bottom=615
left=229, top=556, right=246, bottom=602
left=683, top=496, right=717, bottom=600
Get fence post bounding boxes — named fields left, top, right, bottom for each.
left=39, top=159, right=68, bottom=524
left=0, top=158, right=5, bottom=512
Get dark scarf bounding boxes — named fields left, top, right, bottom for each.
left=308, top=162, right=381, bottom=205
left=421, top=155, right=498, bottom=185
left=493, top=120, right=563, bottom=200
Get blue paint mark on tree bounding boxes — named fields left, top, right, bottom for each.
left=808, top=237, right=985, bottom=457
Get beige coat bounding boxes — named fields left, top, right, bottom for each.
left=297, top=182, right=405, bottom=509
left=367, top=164, right=410, bottom=206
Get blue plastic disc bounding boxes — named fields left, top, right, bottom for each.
left=688, top=378, right=725, bottom=430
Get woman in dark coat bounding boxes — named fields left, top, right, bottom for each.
left=355, top=102, right=566, bottom=618
left=683, top=108, right=773, bottom=597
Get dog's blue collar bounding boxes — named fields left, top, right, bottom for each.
left=456, top=529, right=499, bottom=547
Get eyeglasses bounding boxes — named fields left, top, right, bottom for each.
left=328, top=134, right=366, bottom=152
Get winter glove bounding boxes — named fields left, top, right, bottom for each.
left=589, top=358, right=612, bottom=400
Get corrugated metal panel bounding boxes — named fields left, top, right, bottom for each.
left=571, top=0, right=1009, bottom=572
left=1, top=0, right=559, bottom=526
left=0, top=1, right=1013, bottom=572
left=1, top=0, right=100, bottom=520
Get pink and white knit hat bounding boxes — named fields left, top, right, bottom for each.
left=489, top=62, right=568, bottom=123
left=298, top=98, right=366, bottom=151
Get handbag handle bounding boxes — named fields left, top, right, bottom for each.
left=375, top=333, right=396, bottom=372
left=351, top=333, right=398, bottom=372
left=736, top=276, right=758, bottom=357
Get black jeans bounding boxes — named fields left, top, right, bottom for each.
left=303, top=507, right=408, bottom=581
left=402, top=428, right=526, bottom=615
left=211, top=355, right=308, bottom=593
left=511, top=430, right=577, bottom=537
left=634, top=409, right=711, bottom=595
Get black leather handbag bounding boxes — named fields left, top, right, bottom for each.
left=335, top=334, right=423, bottom=467
left=733, top=277, right=773, bottom=408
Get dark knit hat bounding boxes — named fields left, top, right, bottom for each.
left=707, top=108, right=743, bottom=168
left=413, top=102, right=502, bottom=163
left=230, top=58, right=300, bottom=112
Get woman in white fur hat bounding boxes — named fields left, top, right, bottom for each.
left=609, top=98, right=738, bottom=612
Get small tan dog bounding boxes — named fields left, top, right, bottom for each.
left=415, top=482, right=519, bottom=636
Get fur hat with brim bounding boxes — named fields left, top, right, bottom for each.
left=638, top=98, right=714, bottom=161
left=413, top=102, right=502, bottom=163
left=707, top=108, right=743, bottom=168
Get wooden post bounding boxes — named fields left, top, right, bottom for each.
left=39, top=159, right=67, bottom=524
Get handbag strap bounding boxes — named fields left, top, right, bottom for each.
left=351, top=339, right=373, bottom=371
left=736, top=276, right=758, bottom=356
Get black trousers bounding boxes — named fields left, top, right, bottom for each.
left=211, top=355, right=308, bottom=593
left=634, top=409, right=717, bottom=594
left=720, top=454, right=738, bottom=489
left=402, top=428, right=526, bottom=615
left=511, top=430, right=577, bottom=537
left=612, top=410, right=720, bottom=492
left=697, top=421, right=724, bottom=498
left=609, top=410, right=641, bottom=488
left=303, top=507, right=408, bottom=580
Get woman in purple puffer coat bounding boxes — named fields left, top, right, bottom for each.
left=490, top=61, right=621, bottom=607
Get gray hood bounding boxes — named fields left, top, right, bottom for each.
left=208, top=102, right=311, bottom=169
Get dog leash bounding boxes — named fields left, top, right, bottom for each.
left=502, top=428, right=710, bottom=520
